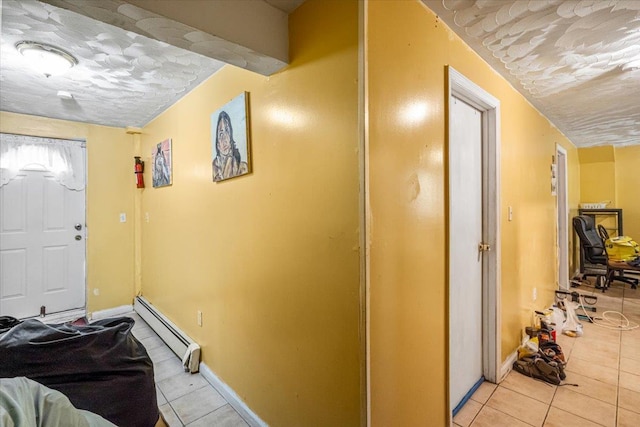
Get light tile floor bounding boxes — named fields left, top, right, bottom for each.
left=127, top=312, right=249, bottom=427
left=454, top=279, right=640, bottom=427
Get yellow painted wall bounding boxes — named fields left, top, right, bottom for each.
left=0, top=112, right=135, bottom=313
left=615, top=146, right=640, bottom=241
left=579, top=146, right=617, bottom=206
left=137, top=1, right=361, bottom=425
left=366, top=2, right=579, bottom=425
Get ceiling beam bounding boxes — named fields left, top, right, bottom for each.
left=42, top=0, right=289, bottom=76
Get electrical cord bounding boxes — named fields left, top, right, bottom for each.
left=578, top=297, right=639, bottom=331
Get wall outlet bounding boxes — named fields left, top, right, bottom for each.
left=197, top=310, right=203, bottom=327
left=119, top=213, right=126, bottom=223
left=533, top=287, right=537, bottom=301
left=145, top=212, right=150, bottom=223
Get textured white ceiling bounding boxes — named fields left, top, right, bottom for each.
left=0, top=0, right=226, bottom=128
left=423, top=0, right=640, bottom=147
left=0, top=0, right=304, bottom=129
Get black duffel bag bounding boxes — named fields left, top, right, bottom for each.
left=0, top=316, right=159, bottom=427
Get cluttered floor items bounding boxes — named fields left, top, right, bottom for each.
left=513, top=289, right=640, bottom=387
left=454, top=282, right=640, bottom=427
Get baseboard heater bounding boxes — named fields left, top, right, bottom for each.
left=133, top=296, right=200, bottom=373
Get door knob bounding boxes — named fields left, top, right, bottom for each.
left=75, top=235, right=82, bottom=241
left=75, top=223, right=82, bottom=230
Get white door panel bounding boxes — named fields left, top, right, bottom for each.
left=450, top=96, right=484, bottom=409
left=556, top=148, right=569, bottom=290
left=1, top=170, right=85, bottom=318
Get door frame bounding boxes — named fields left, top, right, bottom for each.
left=447, top=67, right=501, bottom=409
left=555, top=144, right=569, bottom=290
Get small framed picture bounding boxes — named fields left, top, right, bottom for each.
left=152, top=138, right=172, bottom=188
left=211, top=92, right=251, bottom=182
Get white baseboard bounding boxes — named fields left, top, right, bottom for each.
left=500, top=351, right=517, bottom=382
left=90, top=304, right=133, bottom=320
left=199, top=363, right=268, bottom=427
left=500, top=335, right=530, bottom=382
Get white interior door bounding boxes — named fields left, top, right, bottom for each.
left=1, top=169, right=86, bottom=318
left=556, top=146, right=569, bottom=290
left=449, top=96, right=484, bottom=410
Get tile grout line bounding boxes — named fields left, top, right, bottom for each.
left=613, top=285, right=626, bottom=427
left=468, top=385, right=497, bottom=427
left=180, top=403, right=235, bottom=427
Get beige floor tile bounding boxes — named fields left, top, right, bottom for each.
left=158, top=372, right=209, bottom=402
left=552, top=387, right=616, bottom=427
left=543, top=407, right=603, bottom=427
left=570, top=344, right=619, bottom=370
left=469, top=381, right=497, bottom=404
left=140, top=334, right=167, bottom=351
left=620, top=327, right=640, bottom=342
left=159, top=404, right=183, bottom=427
left=154, top=357, right=186, bottom=383
left=621, top=338, right=640, bottom=352
left=470, top=405, right=531, bottom=427
left=486, top=387, right=548, bottom=426
left=619, top=371, right=640, bottom=393
left=620, top=356, right=640, bottom=376
left=500, top=371, right=556, bottom=404
left=572, top=337, right=620, bottom=357
left=620, top=344, right=640, bottom=362
left=565, top=356, right=619, bottom=386
left=618, top=387, right=640, bottom=414
left=149, top=345, right=180, bottom=364
left=617, top=407, right=640, bottom=427
left=620, top=336, right=640, bottom=349
left=562, top=371, right=617, bottom=404
left=186, top=404, right=249, bottom=427
left=171, top=385, right=227, bottom=425
left=579, top=327, right=621, bottom=343
left=453, top=399, right=482, bottom=427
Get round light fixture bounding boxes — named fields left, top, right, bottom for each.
left=15, top=41, right=78, bottom=77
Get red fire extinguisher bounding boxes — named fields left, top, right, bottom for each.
left=134, top=156, right=145, bottom=188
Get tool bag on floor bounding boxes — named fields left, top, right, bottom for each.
left=513, top=330, right=566, bottom=385
left=604, top=236, right=640, bottom=261
left=513, top=353, right=563, bottom=385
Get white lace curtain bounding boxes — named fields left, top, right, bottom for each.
left=0, top=133, right=85, bottom=190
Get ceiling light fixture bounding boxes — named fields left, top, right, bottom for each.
left=15, top=41, right=78, bottom=77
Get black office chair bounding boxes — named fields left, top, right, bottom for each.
left=573, top=215, right=607, bottom=289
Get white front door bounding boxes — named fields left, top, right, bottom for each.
left=449, top=95, right=484, bottom=410
left=0, top=169, right=86, bottom=318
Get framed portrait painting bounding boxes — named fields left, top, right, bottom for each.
left=152, top=138, right=172, bottom=188
left=211, top=92, right=251, bottom=182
